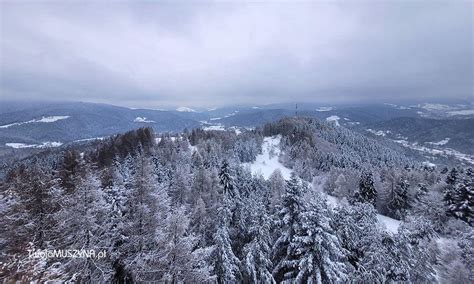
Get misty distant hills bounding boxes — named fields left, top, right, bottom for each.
left=0, top=102, right=200, bottom=145
left=0, top=101, right=472, bottom=165
left=364, top=117, right=474, bottom=155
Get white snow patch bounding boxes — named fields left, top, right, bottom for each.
left=189, top=144, right=198, bottom=153
left=176, top=106, right=196, bottom=112
left=203, top=124, right=226, bottom=131
left=326, top=115, right=340, bottom=126
left=246, top=135, right=292, bottom=179
left=447, top=109, right=474, bottom=116
left=393, top=139, right=474, bottom=164
left=74, top=137, right=105, bottom=143
left=224, top=111, right=239, bottom=118
left=367, top=129, right=391, bottom=137
left=37, top=116, right=70, bottom=123
left=376, top=214, right=401, bottom=233
left=251, top=106, right=260, bottom=109
left=384, top=103, right=410, bottom=110
left=209, top=117, right=221, bottom=121
left=316, top=189, right=401, bottom=233
left=6, top=141, right=63, bottom=149
left=155, top=136, right=177, bottom=143
left=418, top=103, right=455, bottom=111
left=0, top=116, right=70, bottom=128
left=427, top=138, right=450, bottom=146
left=228, top=127, right=242, bottom=135
left=133, top=117, right=155, bottom=123
left=422, top=161, right=436, bottom=168
left=316, top=107, right=334, bottom=112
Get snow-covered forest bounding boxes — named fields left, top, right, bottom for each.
left=0, top=117, right=472, bottom=282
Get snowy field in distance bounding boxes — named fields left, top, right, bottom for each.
left=5, top=141, right=63, bottom=149
left=326, top=115, right=340, bottom=126
left=134, top=117, right=155, bottom=123
left=0, top=116, right=70, bottom=128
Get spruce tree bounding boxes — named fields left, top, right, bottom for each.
left=292, top=193, right=347, bottom=283
left=449, top=169, right=473, bottom=224
left=272, top=172, right=306, bottom=282
left=354, top=171, right=377, bottom=207
left=242, top=195, right=274, bottom=283
left=219, top=160, right=237, bottom=198
left=387, top=179, right=411, bottom=219
left=213, top=198, right=241, bottom=283
left=213, top=161, right=241, bottom=283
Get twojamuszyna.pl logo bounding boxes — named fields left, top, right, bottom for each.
left=28, top=249, right=107, bottom=260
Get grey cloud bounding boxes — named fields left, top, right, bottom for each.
left=0, top=1, right=472, bottom=108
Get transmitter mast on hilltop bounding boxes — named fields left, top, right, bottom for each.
left=295, top=103, right=298, bottom=117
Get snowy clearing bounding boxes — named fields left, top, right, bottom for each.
left=203, top=124, right=226, bottom=131
left=133, top=117, right=155, bottom=123
left=422, top=161, right=436, bottom=168
left=393, top=139, right=474, bottom=164
left=246, top=135, right=292, bottom=179
left=367, top=129, right=391, bottom=137
left=418, top=103, right=456, bottom=111
left=74, top=137, right=105, bottom=143
left=316, top=107, right=334, bottom=112
left=427, top=138, right=450, bottom=146
left=0, top=116, right=70, bottom=128
left=316, top=186, right=401, bottom=233
left=176, top=106, right=197, bottom=112
left=6, top=141, right=63, bottom=149
left=326, top=115, right=340, bottom=126
left=376, top=214, right=401, bottom=233
left=447, top=109, right=474, bottom=116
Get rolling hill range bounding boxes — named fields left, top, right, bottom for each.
left=0, top=101, right=472, bottom=166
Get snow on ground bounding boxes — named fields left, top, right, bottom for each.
left=376, top=214, right=401, bottom=233
left=418, top=103, right=456, bottom=111
left=176, top=106, right=196, bottom=112
left=427, top=138, right=450, bottom=146
left=203, top=124, right=226, bottom=131
left=0, top=116, right=70, bottom=128
left=422, top=161, right=437, bottom=168
left=74, top=137, right=105, bottom=143
left=6, top=141, right=63, bottom=149
left=247, top=137, right=402, bottom=233
left=228, top=127, right=242, bottom=135
left=246, top=135, right=292, bottom=179
left=447, top=109, right=474, bottom=116
left=188, top=144, right=198, bottom=153
left=393, top=139, right=474, bottom=165
left=348, top=121, right=360, bottom=125
left=367, top=129, right=391, bottom=137
left=224, top=111, right=239, bottom=118
left=209, top=117, right=221, bottom=121
left=133, top=117, right=155, bottom=123
left=314, top=184, right=401, bottom=233
left=326, top=115, right=340, bottom=126
left=155, top=137, right=177, bottom=143
left=383, top=103, right=411, bottom=110
left=316, top=107, right=334, bottom=112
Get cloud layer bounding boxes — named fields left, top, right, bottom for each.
left=1, top=1, right=472, bottom=108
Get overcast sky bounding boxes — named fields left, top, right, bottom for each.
left=1, top=1, right=472, bottom=108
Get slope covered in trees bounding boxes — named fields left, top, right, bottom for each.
left=0, top=118, right=472, bottom=282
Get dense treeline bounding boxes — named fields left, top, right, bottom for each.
left=0, top=119, right=472, bottom=282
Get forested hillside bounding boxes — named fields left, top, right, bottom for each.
left=0, top=118, right=472, bottom=282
